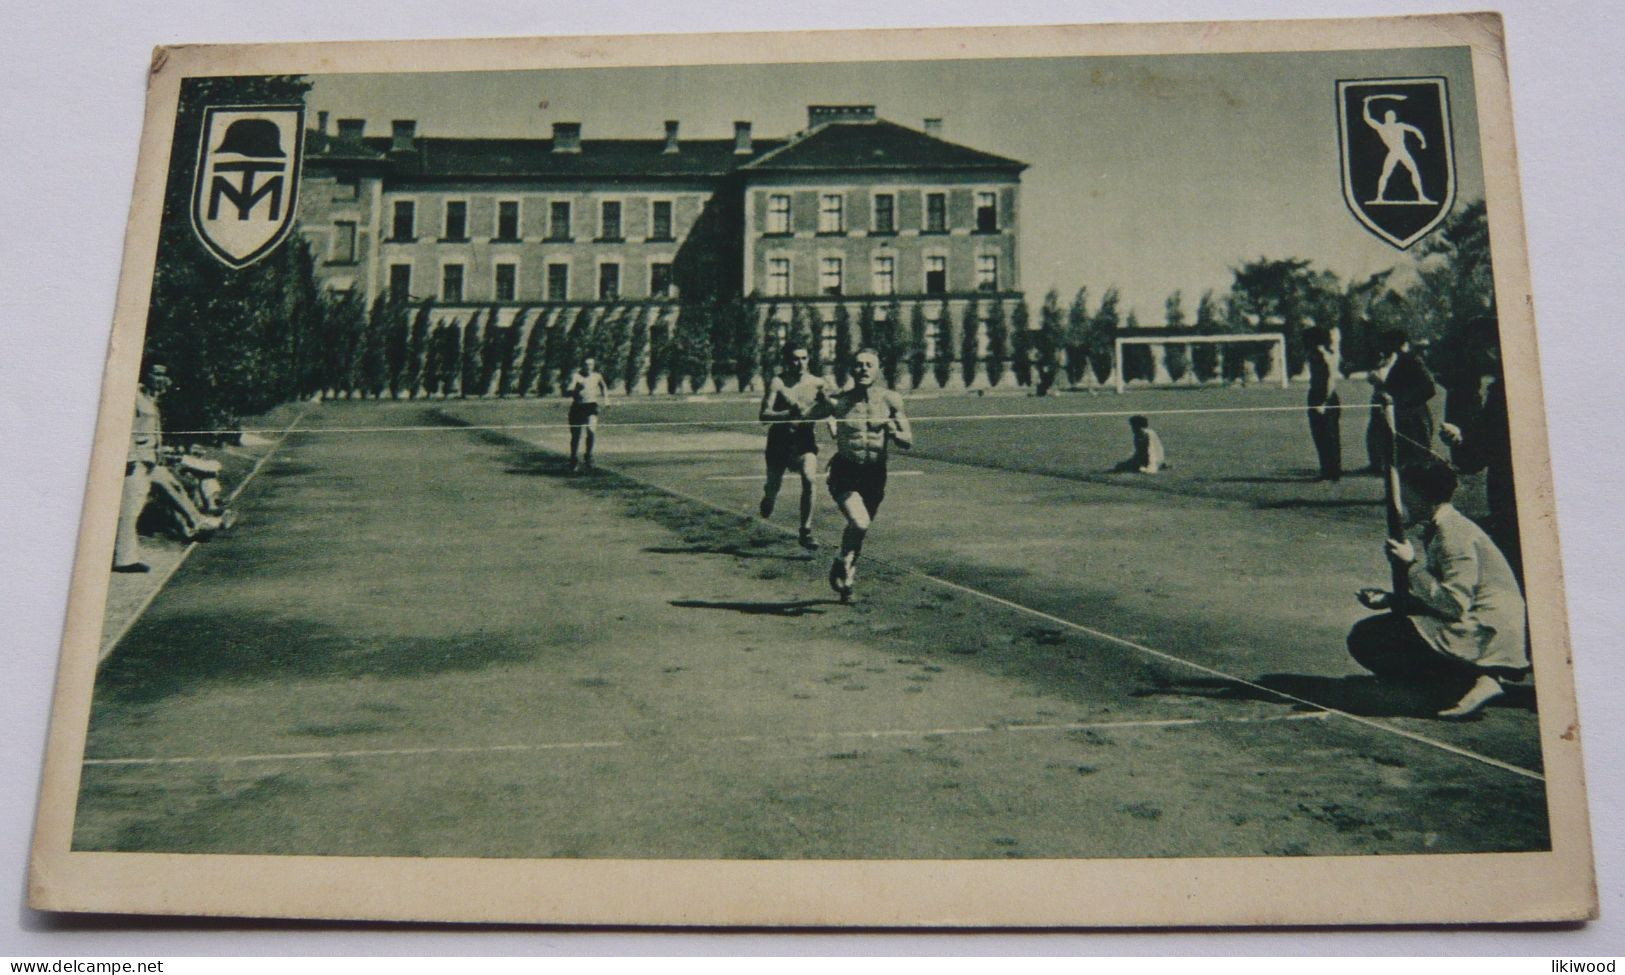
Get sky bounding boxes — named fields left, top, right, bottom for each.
left=309, top=45, right=1482, bottom=320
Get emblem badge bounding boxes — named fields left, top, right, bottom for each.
left=1336, top=77, right=1455, bottom=249
left=190, top=104, right=305, bottom=268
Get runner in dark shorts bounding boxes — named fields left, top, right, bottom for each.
left=806, top=349, right=912, bottom=602
left=758, top=345, right=831, bottom=550
left=564, top=357, right=608, bottom=472
left=824, top=454, right=886, bottom=518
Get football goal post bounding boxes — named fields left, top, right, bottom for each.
left=1112, top=333, right=1288, bottom=393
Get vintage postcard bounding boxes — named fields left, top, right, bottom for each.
left=28, top=14, right=1596, bottom=926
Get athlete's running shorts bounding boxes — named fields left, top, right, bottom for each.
left=765, top=423, right=818, bottom=468
left=826, top=454, right=887, bottom=518
left=567, top=402, right=600, bottom=427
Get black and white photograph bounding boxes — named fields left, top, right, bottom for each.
left=21, top=12, right=1600, bottom=929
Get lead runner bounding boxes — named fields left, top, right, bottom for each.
left=807, top=348, right=913, bottom=603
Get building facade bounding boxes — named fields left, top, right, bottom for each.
left=296, top=105, right=1027, bottom=385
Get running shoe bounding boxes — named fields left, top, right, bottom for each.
left=798, top=528, right=819, bottom=551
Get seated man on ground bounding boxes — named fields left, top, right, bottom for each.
left=1112, top=415, right=1166, bottom=473
left=1348, top=457, right=1529, bottom=719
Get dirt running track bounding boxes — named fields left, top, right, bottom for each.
left=73, top=400, right=1550, bottom=859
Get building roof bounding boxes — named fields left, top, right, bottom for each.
left=304, top=117, right=1023, bottom=181
left=305, top=132, right=786, bottom=180
left=742, top=119, right=1026, bottom=174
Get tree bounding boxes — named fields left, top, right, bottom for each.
left=1087, top=287, right=1121, bottom=384
left=358, top=295, right=390, bottom=399
left=539, top=307, right=567, bottom=396
left=876, top=297, right=905, bottom=389
left=404, top=300, right=433, bottom=398
left=1121, top=310, right=1152, bottom=382
left=985, top=299, right=1009, bottom=387
left=832, top=302, right=854, bottom=386
left=1162, top=292, right=1189, bottom=382
left=1035, top=289, right=1064, bottom=394
left=515, top=306, right=547, bottom=397
left=796, top=302, right=824, bottom=377
left=675, top=304, right=713, bottom=393
left=1191, top=290, right=1222, bottom=382
left=1227, top=256, right=1343, bottom=376
left=1406, top=200, right=1495, bottom=402
left=437, top=319, right=461, bottom=397
left=479, top=307, right=505, bottom=396
left=460, top=312, right=483, bottom=397
left=933, top=303, right=956, bottom=389
left=1010, top=299, right=1033, bottom=387
left=385, top=296, right=411, bottom=398
left=960, top=297, right=981, bottom=388
left=625, top=304, right=650, bottom=395
left=596, top=303, right=632, bottom=392
left=1065, top=288, right=1090, bottom=385
left=496, top=309, right=527, bottom=397
left=908, top=301, right=929, bottom=390
left=729, top=297, right=760, bottom=392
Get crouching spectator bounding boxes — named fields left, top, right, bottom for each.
left=113, top=361, right=231, bottom=573
left=1348, top=458, right=1528, bottom=719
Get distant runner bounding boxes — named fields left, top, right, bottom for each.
left=807, top=349, right=913, bottom=603
left=564, top=356, right=608, bottom=472
left=758, top=344, right=831, bottom=551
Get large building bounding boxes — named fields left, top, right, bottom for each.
left=296, top=104, right=1027, bottom=379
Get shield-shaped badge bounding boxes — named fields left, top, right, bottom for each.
left=1336, top=77, right=1455, bottom=250
left=190, top=105, right=305, bottom=269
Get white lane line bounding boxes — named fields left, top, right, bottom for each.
left=571, top=453, right=1547, bottom=784
left=82, top=713, right=1328, bottom=768
left=99, top=406, right=312, bottom=664
left=705, top=471, right=926, bottom=481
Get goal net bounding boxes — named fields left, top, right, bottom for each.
left=1112, top=333, right=1288, bottom=393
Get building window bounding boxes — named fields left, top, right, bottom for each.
left=330, top=221, right=357, bottom=264
left=548, top=201, right=572, bottom=241
left=976, top=191, right=999, bottom=232
left=496, top=201, right=520, bottom=241
left=872, top=255, right=895, bottom=296
left=925, top=255, right=947, bottom=294
left=651, top=200, right=673, bottom=241
left=767, top=257, right=791, bottom=297
left=388, top=263, right=412, bottom=300
left=767, top=194, right=791, bottom=234
left=599, top=200, right=622, bottom=241
left=820, top=257, right=843, bottom=296
left=976, top=255, right=998, bottom=292
left=333, top=178, right=359, bottom=201
left=873, top=193, right=895, bottom=234
left=495, top=263, right=518, bottom=301
left=650, top=262, right=674, bottom=298
left=926, top=192, right=947, bottom=233
left=390, top=200, right=415, bottom=241
left=442, top=264, right=464, bottom=302
left=818, top=193, right=844, bottom=234
left=547, top=263, right=569, bottom=301
left=443, top=200, right=468, bottom=241
left=598, top=262, right=621, bottom=300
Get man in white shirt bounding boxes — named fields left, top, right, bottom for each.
left=1350, top=457, right=1529, bottom=719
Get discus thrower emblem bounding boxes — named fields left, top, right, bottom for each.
left=1336, top=77, right=1455, bottom=249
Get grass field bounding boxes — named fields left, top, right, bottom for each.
left=72, top=384, right=1549, bottom=859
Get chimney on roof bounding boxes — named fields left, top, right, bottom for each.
left=316, top=111, right=329, bottom=134
left=663, top=120, right=680, bottom=154
left=391, top=120, right=417, bottom=152
left=808, top=105, right=876, bottom=128
left=923, top=117, right=943, bottom=138
left=552, top=121, right=582, bottom=154
left=733, top=121, right=752, bottom=155
left=336, top=118, right=366, bottom=143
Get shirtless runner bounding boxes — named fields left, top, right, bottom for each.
left=806, top=348, right=913, bottom=602
left=758, top=344, right=831, bottom=551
